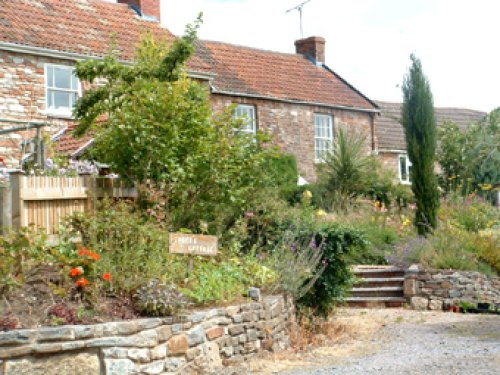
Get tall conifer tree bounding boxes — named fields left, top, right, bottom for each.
left=401, top=54, right=439, bottom=235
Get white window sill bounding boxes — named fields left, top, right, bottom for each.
left=399, top=180, right=411, bottom=185
left=43, top=110, right=76, bottom=120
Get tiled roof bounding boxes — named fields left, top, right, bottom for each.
left=190, top=40, right=378, bottom=111
left=376, top=101, right=487, bottom=151
left=0, top=0, right=173, bottom=61
left=54, top=123, right=94, bottom=157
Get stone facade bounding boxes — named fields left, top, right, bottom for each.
left=211, top=94, right=376, bottom=182
left=0, top=50, right=77, bottom=167
left=404, top=264, right=500, bottom=311
left=0, top=295, right=294, bottom=375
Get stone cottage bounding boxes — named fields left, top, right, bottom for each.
left=0, top=0, right=380, bottom=182
left=376, top=101, right=486, bottom=184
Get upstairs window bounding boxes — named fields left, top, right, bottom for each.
left=399, top=154, right=413, bottom=184
left=235, top=104, right=257, bottom=135
left=314, top=114, right=333, bottom=162
left=45, top=64, right=80, bottom=116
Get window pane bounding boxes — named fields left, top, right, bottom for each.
left=408, top=164, right=413, bottom=183
left=400, top=156, right=407, bottom=181
left=54, top=91, right=70, bottom=109
left=71, top=73, right=79, bottom=91
left=54, top=67, right=72, bottom=89
left=47, top=66, right=54, bottom=87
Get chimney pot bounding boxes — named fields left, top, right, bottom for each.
left=117, top=0, right=161, bottom=22
left=295, top=36, right=326, bottom=65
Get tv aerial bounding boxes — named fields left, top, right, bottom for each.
left=286, top=0, right=312, bottom=38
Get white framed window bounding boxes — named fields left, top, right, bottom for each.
left=314, top=113, right=333, bottom=162
left=399, top=154, right=413, bottom=184
left=45, top=64, right=81, bottom=117
left=235, top=104, right=257, bottom=135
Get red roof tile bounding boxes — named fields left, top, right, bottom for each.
left=54, top=123, right=93, bottom=157
left=189, top=40, right=378, bottom=111
left=0, top=0, right=173, bottom=61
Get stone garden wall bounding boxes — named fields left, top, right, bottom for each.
left=0, top=295, right=294, bottom=375
left=404, top=264, right=500, bottom=311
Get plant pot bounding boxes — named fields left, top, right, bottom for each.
left=477, top=302, right=490, bottom=313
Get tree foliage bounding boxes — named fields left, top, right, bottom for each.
left=438, top=108, right=499, bottom=194
left=401, top=54, right=439, bottom=235
left=72, top=18, right=276, bottom=231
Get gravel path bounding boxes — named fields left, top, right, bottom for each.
left=282, top=312, right=500, bottom=375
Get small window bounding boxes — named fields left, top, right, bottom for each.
left=235, top=104, right=257, bottom=134
left=45, top=64, right=80, bottom=116
left=314, top=114, right=333, bottom=162
left=399, top=154, right=412, bottom=184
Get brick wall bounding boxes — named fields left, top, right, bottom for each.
left=211, top=94, right=376, bottom=182
left=0, top=51, right=77, bottom=167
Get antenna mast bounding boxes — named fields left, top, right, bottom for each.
left=286, top=0, right=312, bottom=38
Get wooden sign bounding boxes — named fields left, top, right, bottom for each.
left=169, top=233, right=218, bottom=256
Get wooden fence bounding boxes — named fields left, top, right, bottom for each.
left=0, top=172, right=136, bottom=235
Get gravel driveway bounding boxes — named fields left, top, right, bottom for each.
left=282, top=311, right=500, bottom=375
left=228, top=309, right=500, bottom=375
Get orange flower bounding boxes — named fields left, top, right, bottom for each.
left=78, top=246, right=100, bottom=261
left=69, top=267, right=83, bottom=277
left=89, top=252, right=100, bottom=261
left=102, top=273, right=112, bottom=281
left=76, top=277, right=89, bottom=287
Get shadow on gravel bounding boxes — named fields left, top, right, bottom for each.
left=429, top=315, right=500, bottom=342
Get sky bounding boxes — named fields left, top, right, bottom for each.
left=157, top=0, right=499, bottom=112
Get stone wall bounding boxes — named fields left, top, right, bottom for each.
left=211, top=94, right=376, bottom=182
left=0, top=295, right=294, bottom=375
left=404, top=264, right=500, bottom=311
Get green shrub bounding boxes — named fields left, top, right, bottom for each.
left=261, top=153, right=299, bottom=199
left=66, top=201, right=184, bottom=293
left=182, top=256, right=275, bottom=304
left=299, top=223, right=367, bottom=316
left=0, top=227, right=51, bottom=294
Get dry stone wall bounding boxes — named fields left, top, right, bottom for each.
left=404, top=264, right=500, bottom=311
left=0, top=295, right=294, bottom=375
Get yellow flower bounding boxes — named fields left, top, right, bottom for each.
left=374, top=201, right=381, bottom=208
left=316, top=209, right=327, bottom=217
left=479, top=184, right=493, bottom=191
left=303, top=190, right=312, bottom=199
left=402, top=217, right=412, bottom=227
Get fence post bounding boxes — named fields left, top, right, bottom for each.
left=0, top=181, right=12, bottom=233
left=9, top=170, right=24, bottom=231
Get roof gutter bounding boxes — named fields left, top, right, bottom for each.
left=0, top=42, right=215, bottom=81
left=210, top=86, right=380, bottom=114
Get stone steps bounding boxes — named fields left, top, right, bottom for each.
left=348, top=265, right=406, bottom=308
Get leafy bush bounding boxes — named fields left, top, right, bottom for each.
left=439, top=193, right=499, bottom=232
left=261, top=153, right=299, bottom=199
left=299, top=223, right=367, bottom=316
left=66, top=201, right=183, bottom=293
left=0, top=227, right=51, bottom=294
left=182, top=256, right=275, bottom=304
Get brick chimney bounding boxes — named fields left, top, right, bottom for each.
left=295, top=36, right=326, bottom=65
left=117, top=0, right=161, bottom=22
